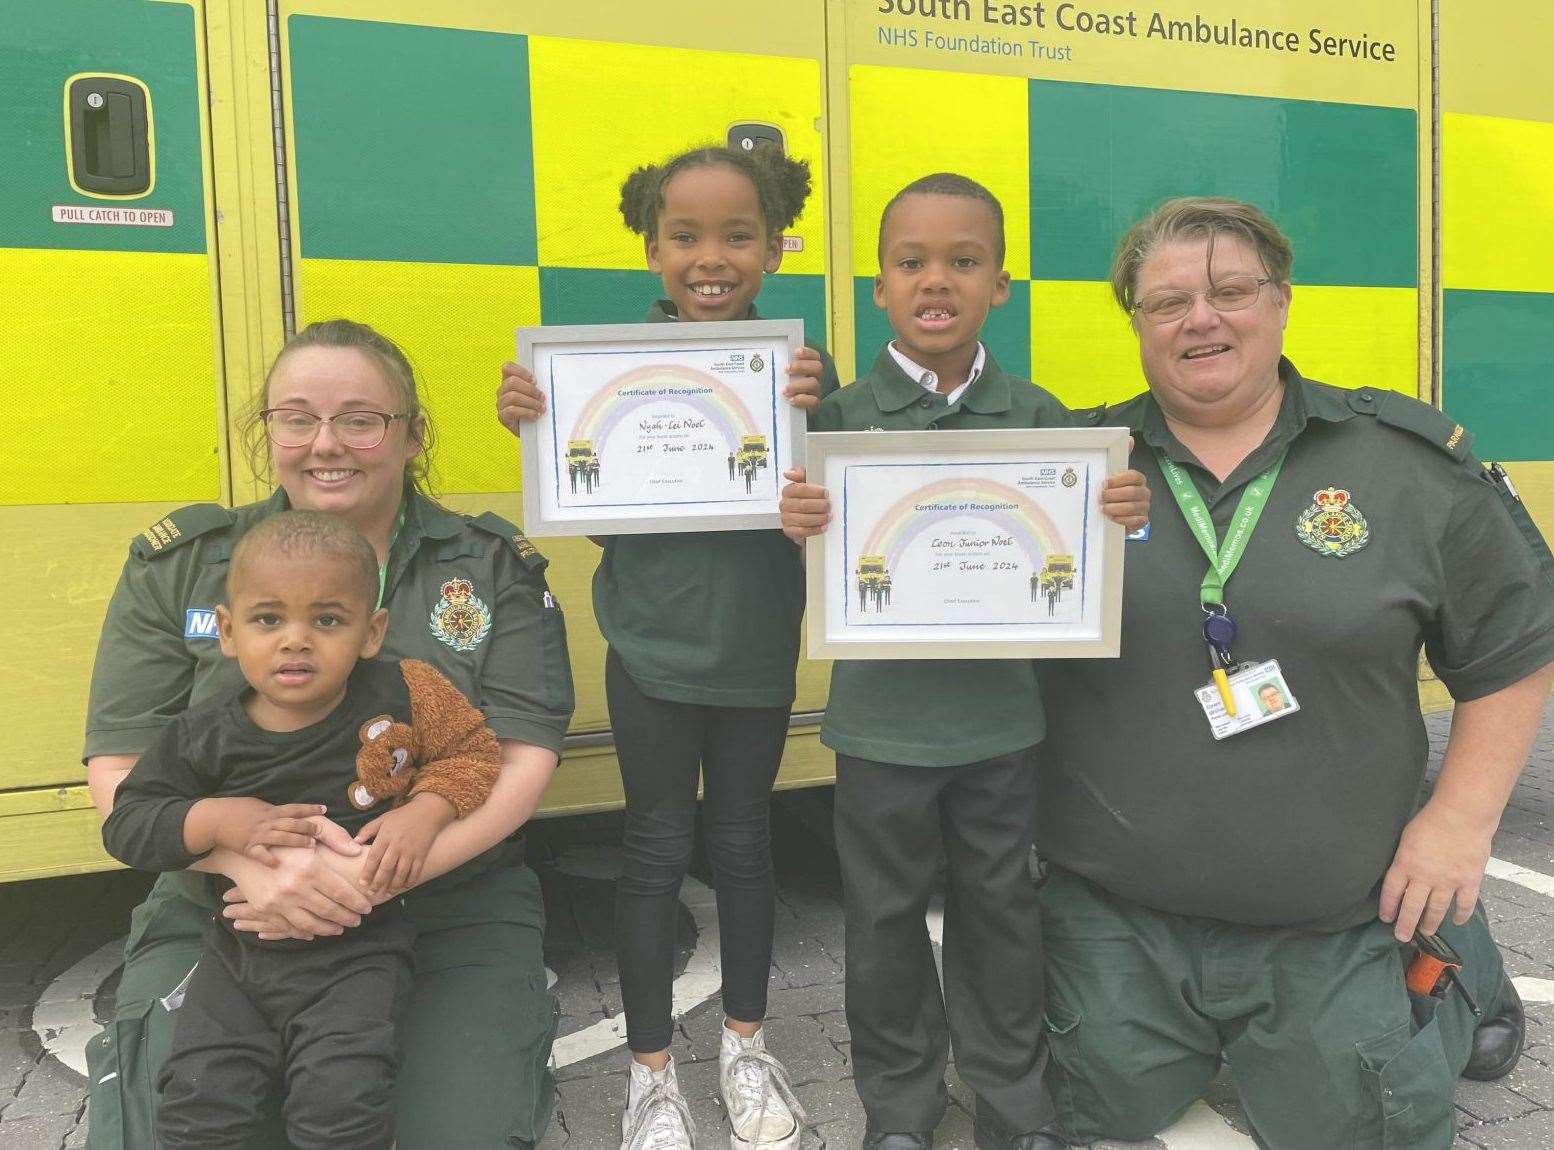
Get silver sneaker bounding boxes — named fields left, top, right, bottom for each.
left=622, top=1057, right=697, bottom=1150
left=719, top=1027, right=807, bottom=1150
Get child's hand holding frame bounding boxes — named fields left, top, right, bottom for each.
left=354, top=792, right=458, bottom=896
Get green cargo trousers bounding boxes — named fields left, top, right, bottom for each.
left=1037, top=864, right=1502, bottom=1150
left=85, top=844, right=558, bottom=1150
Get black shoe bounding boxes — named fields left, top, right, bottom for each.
left=862, top=1132, right=933, bottom=1149
left=973, top=1117, right=1069, bottom=1149
left=1462, top=975, right=1525, bottom=1081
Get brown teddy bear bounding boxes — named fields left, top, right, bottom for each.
left=348, top=659, right=501, bottom=816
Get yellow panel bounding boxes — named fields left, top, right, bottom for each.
left=280, top=0, right=826, bottom=59
left=293, top=259, right=541, bottom=496
left=848, top=65, right=1030, bottom=278
left=839, top=0, right=1420, bottom=109
left=1282, top=285, right=1419, bottom=397
left=0, top=787, right=96, bottom=818
left=0, top=503, right=182, bottom=792
left=1418, top=678, right=1452, bottom=714
left=1441, top=3, right=1554, bottom=122
left=1442, top=114, right=1554, bottom=294
left=1030, top=280, right=1141, bottom=407
left=529, top=38, right=826, bottom=274
left=0, top=801, right=120, bottom=884
left=1030, top=281, right=1418, bottom=409
left=0, top=249, right=220, bottom=505
left=795, top=628, right=834, bottom=715
left=206, top=0, right=291, bottom=505
left=1505, top=462, right=1554, bottom=555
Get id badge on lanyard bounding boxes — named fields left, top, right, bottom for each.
left=1155, top=448, right=1300, bottom=739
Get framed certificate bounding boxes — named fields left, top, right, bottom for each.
left=805, top=428, right=1129, bottom=659
left=517, top=320, right=806, bottom=536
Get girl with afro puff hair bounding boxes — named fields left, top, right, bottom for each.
left=499, top=143, right=838, bottom=1150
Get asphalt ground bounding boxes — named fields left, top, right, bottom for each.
left=3, top=702, right=1553, bottom=1149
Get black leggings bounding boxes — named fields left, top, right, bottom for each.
left=606, top=649, right=790, bottom=1053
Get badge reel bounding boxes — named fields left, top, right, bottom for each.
left=1194, top=607, right=1299, bottom=740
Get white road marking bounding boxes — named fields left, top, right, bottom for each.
left=30, top=845, right=720, bottom=1079
left=32, top=940, right=124, bottom=1077
left=29, top=847, right=1554, bottom=1132
left=548, top=847, right=722, bottom=1069
left=1154, top=1101, right=1259, bottom=1149
left=1486, top=856, right=1554, bottom=899
left=1513, top=976, right=1554, bottom=1005
left=926, top=898, right=944, bottom=947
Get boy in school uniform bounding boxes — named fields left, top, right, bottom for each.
left=779, top=174, right=1150, bottom=1150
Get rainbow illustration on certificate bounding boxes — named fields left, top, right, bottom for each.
left=518, top=320, right=804, bottom=536
left=807, top=428, right=1127, bottom=658
left=844, top=472, right=1081, bottom=624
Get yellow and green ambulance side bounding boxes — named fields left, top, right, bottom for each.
left=1439, top=6, right=1554, bottom=589
left=3, top=0, right=1549, bottom=881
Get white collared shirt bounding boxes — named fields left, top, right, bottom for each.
left=888, top=342, right=987, bottom=407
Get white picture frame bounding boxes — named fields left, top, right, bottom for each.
left=805, top=427, right=1129, bottom=659
left=517, top=320, right=807, bottom=536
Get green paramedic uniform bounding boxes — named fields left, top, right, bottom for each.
left=817, top=346, right=1075, bottom=1138
left=1034, top=360, right=1554, bottom=1149
left=83, top=486, right=576, bottom=1150
left=590, top=300, right=839, bottom=706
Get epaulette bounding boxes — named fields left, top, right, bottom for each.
left=469, top=511, right=548, bottom=572
left=1347, top=390, right=1474, bottom=463
left=130, top=503, right=234, bottom=560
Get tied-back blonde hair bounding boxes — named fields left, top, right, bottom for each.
left=239, top=319, right=435, bottom=494
left=1109, top=197, right=1294, bottom=314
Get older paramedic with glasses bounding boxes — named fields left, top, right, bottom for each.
left=1028, top=196, right=1554, bottom=1149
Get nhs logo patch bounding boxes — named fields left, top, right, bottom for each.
left=184, top=609, right=219, bottom=639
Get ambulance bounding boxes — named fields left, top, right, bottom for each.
left=1039, top=555, right=1075, bottom=599
left=3, top=0, right=1549, bottom=880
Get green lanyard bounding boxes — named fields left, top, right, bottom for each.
left=376, top=506, right=406, bottom=610
left=1154, top=448, right=1287, bottom=607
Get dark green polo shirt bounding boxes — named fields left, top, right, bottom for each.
left=1036, top=360, right=1554, bottom=930
left=816, top=345, right=1074, bottom=767
left=85, top=486, right=575, bottom=760
left=590, top=300, right=841, bottom=708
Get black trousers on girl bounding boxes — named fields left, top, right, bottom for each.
left=606, top=648, right=790, bottom=1053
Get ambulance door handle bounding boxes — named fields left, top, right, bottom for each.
left=67, top=75, right=152, bottom=197
left=728, top=122, right=785, bottom=155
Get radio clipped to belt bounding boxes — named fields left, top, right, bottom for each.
left=1406, top=930, right=1481, bottom=1017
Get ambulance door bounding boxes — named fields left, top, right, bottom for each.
left=1439, top=4, right=1554, bottom=540
left=827, top=0, right=1427, bottom=406
left=0, top=0, right=224, bottom=880
left=269, top=2, right=833, bottom=811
